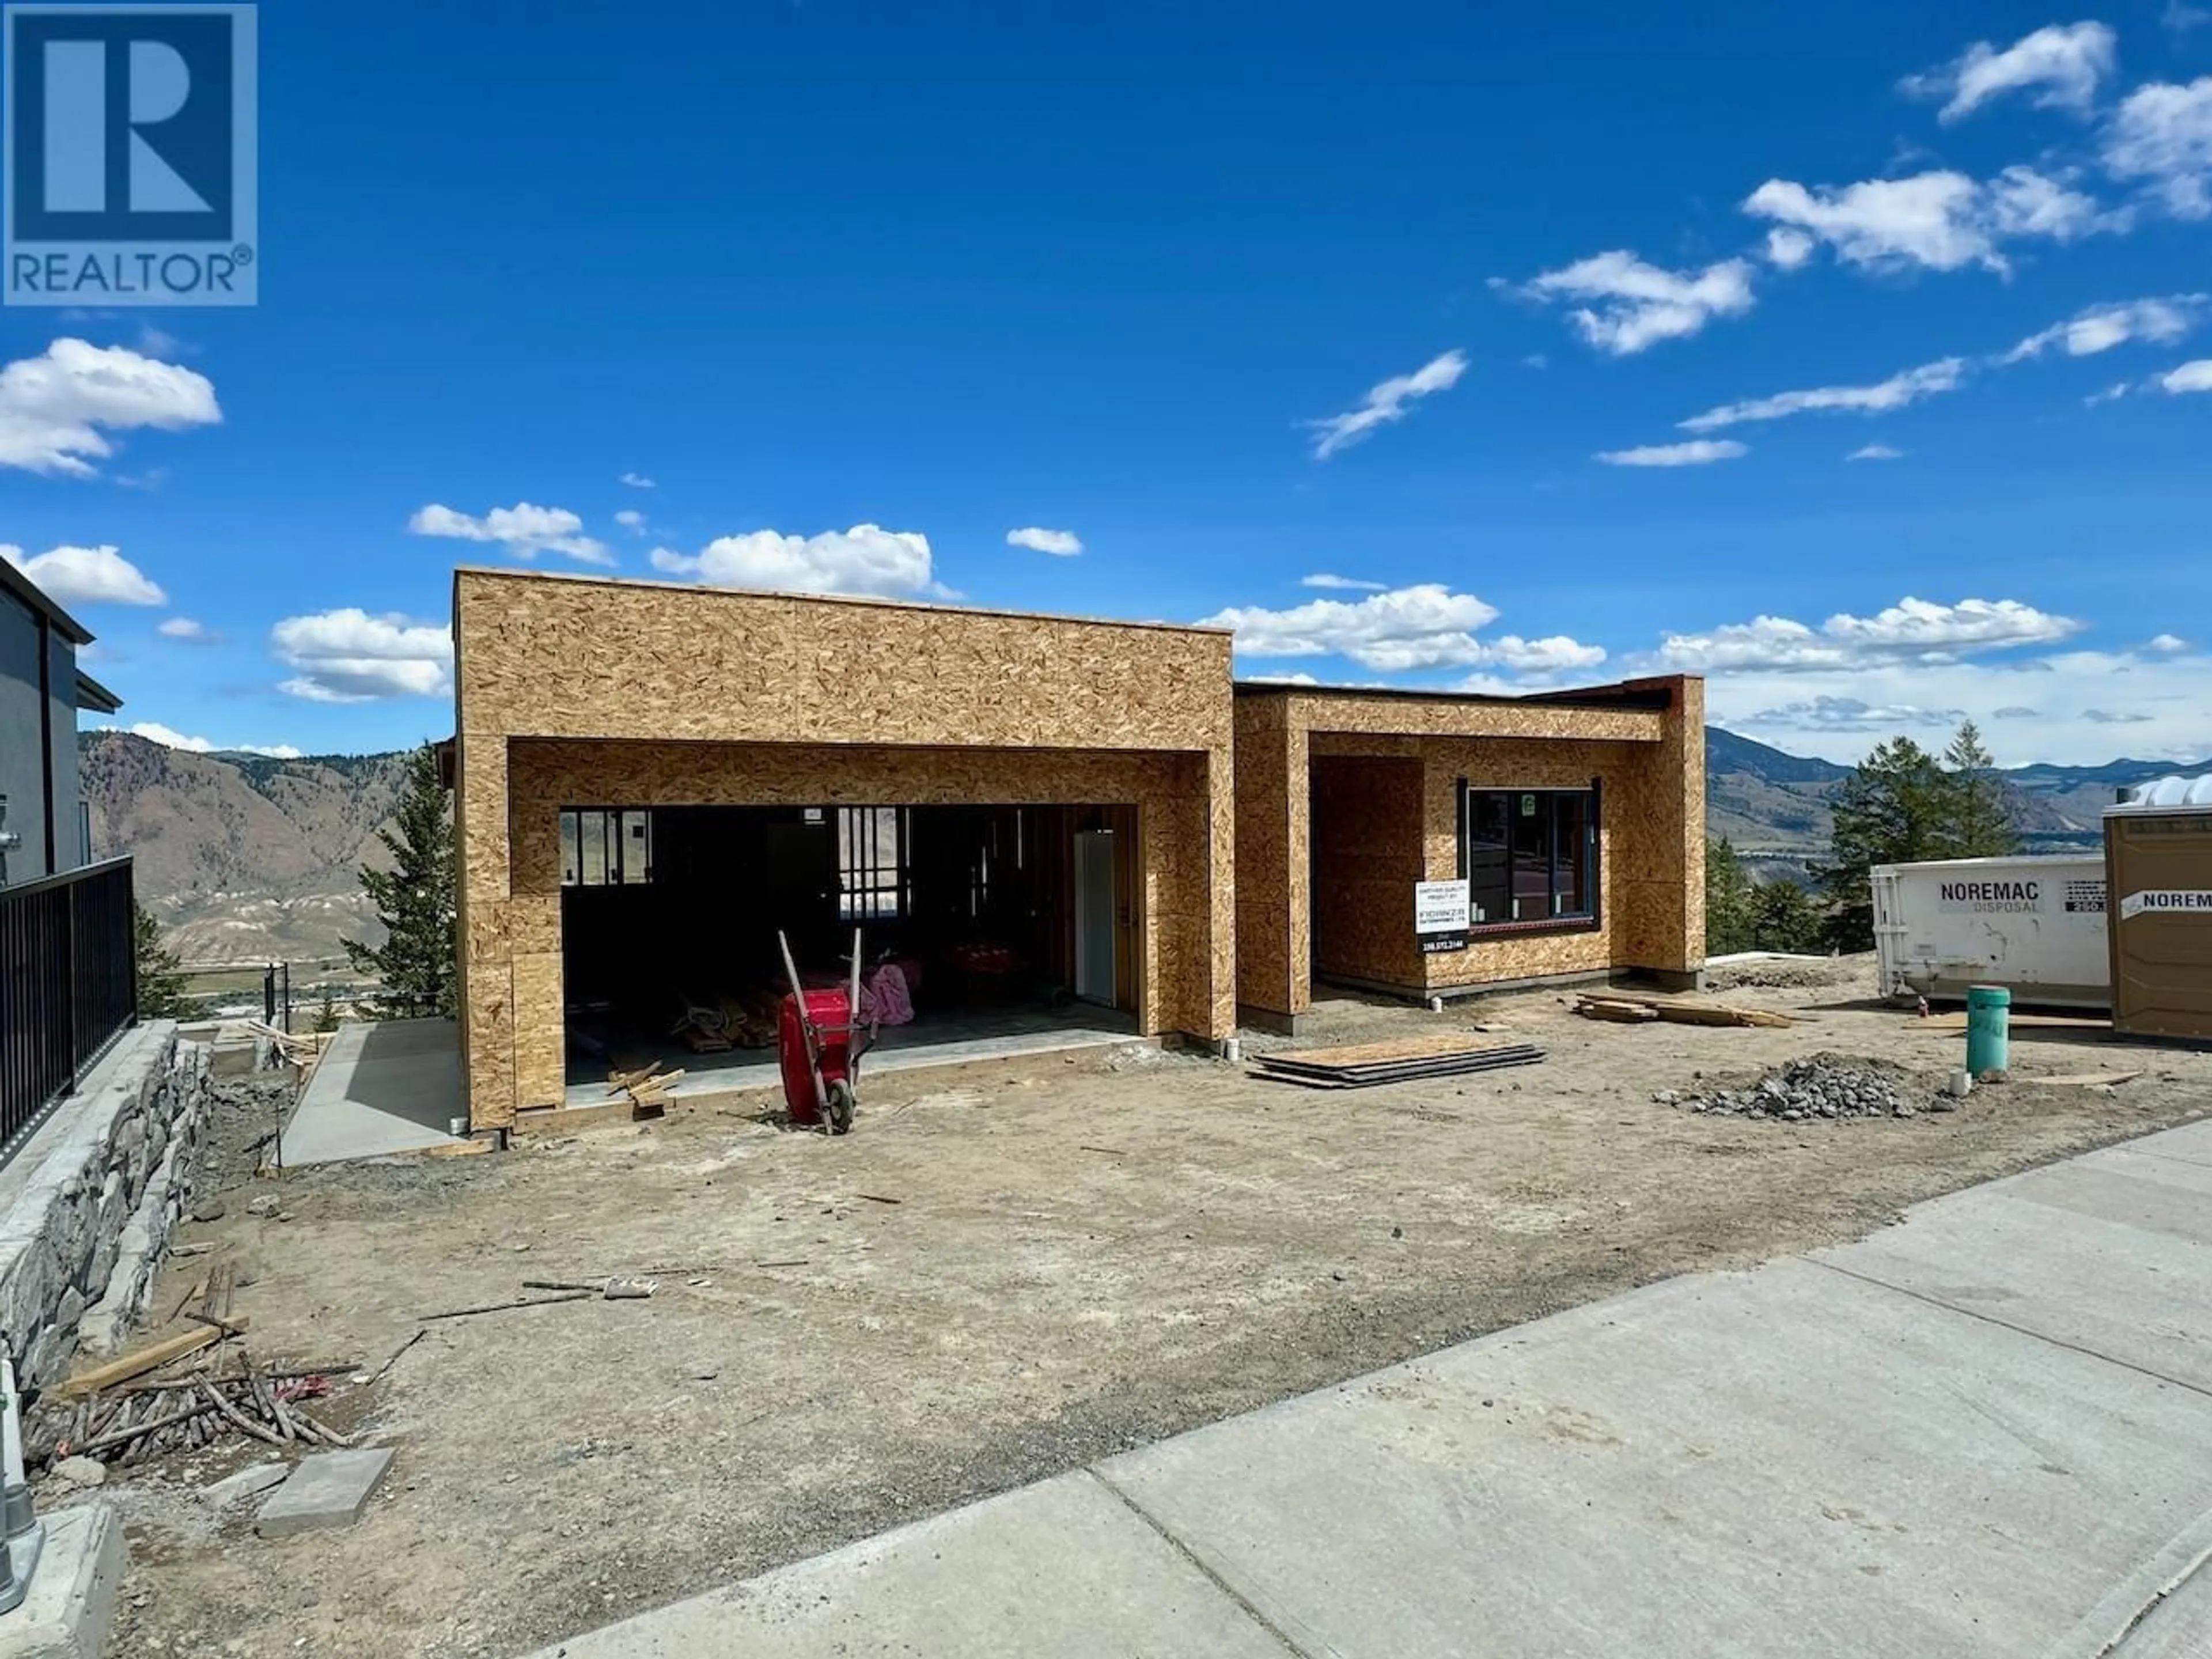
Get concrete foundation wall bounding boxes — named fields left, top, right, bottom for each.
left=0, top=1024, right=209, bottom=1391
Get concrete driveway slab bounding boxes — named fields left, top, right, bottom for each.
left=1097, top=1258, right=2212, bottom=1659
left=538, top=1470, right=1297, bottom=1659
left=280, top=1020, right=464, bottom=1165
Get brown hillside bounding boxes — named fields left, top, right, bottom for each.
left=80, top=733, right=411, bottom=965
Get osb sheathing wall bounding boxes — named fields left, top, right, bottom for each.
left=1309, top=755, right=1426, bottom=990
left=1232, top=678, right=1705, bottom=1018
left=454, top=570, right=1236, bottom=1128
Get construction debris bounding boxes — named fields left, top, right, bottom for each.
left=1577, top=992, right=1796, bottom=1029
left=31, top=1354, right=355, bottom=1474
left=57, top=1315, right=251, bottom=1398
left=421, top=1291, right=593, bottom=1321
left=1255, top=1036, right=1546, bottom=1090
left=521, top=1277, right=660, bottom=1300
left=607, top=1064, right=685, bottom=1118
left=2020, top=1070, right=2147, bottom=1088
left=1656, top=1056, right=1938, bottom=1122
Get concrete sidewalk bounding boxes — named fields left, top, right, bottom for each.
left=280, top=1020, right=464, bottom=1165
left=531, top=1118, right=2212, bottom=1658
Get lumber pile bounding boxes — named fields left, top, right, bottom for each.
left=669, top=990, right=779, bottom=1053
left=32, top=1267, right=364, bottom=1474
left=607, top=1064, right=684, bottom=1119
left=1575, top=991, right=1796, bottom=1029
left=1254, top=1034, right=1545, bottom=1090
left=31, top=1354, right=359, bottom=1471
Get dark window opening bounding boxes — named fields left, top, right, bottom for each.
left=561, top=809, right=653, bottom=887
left=1461, top=786, right=1597, bottom=928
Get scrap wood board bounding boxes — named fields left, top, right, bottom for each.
left=1577, top=993, right=1797, bottom=1028
left=1255, top=1038, right=1546, bottom=1090
left=1257, top=1033, right=1508, bottom=1070
left=1916, top=1012, right=2111, bottom=1032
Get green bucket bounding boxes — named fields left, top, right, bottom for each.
left=1967, top=984, right=2011, bottom=1080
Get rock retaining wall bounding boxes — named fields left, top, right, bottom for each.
left=0, top=1022, right=209, bottom=1390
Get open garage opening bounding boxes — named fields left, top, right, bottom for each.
left=557, top=801, right=1143, bottom=1103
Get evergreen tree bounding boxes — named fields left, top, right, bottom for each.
left=1750, top=878, right=1825, bottom=954
left=134, top=901, right=192, bottom=1020
left=310, top=987, right=340, bottom=1033
left=1813, top=737, right=1953, bottom=951
left=1940, top=720, right=2020, bottom=860
left=1705, top=838, right=1758, bottom=956
left=343, top=743, right=457, bottom=1019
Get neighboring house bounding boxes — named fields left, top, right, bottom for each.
left=0, top=557, right=121, bottom=885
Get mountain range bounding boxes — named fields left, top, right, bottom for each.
left=79, top=727, right=2209, bottom=965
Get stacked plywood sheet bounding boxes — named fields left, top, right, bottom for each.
left=1253, top=1033, right=1545, bottom=1090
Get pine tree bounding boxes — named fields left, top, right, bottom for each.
left=134, top=901, right=192, bottom=1020
left=343, top=743, right=457, bottom=1020
left=1750, top=878, right=1825, bottom=954
left=1939, top=720, right=2020, bottom=859
left=1705, top=838, right=1758, bottom=956
left=310, top=988, right=340, bottom=1033
left=1813, top=737, right=1953, bottom=951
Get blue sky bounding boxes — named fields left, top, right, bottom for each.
left=3, top=1, right=2209, bottom=764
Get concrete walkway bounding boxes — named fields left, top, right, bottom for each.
left=531, top=1118, right=2212, bottom=1657
left=279, top=1020, right=464, bottom=1165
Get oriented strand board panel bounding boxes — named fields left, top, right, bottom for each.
left=453, top=571, right=1235, bottom=1128
left=1229, top=677, right=1702, bottom=1018
left=455, top=570, right=1232, bottom=752
left=1310, top=755, right=1426, bottom=991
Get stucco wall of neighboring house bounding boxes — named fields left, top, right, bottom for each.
left=0, top=587, right=47, bottom=881
left=452, top=570, right=1237, bottom=1129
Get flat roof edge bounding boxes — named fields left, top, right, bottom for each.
left=451, top=566, right=1232, bottom=640
left=1233, top=679, right=1676, bottom=714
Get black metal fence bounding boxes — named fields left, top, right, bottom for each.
left=0, top=858, right=137, bottom=1167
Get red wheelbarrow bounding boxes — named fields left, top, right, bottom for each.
left=776, top=929, right=876, bottom=1134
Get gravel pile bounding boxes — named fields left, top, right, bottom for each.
left=1654, top=1055, right=1952, bottom=1122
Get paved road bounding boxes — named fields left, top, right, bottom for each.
left=531, top=1116, right=2212, bottom=1657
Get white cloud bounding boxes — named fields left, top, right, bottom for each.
left=114, top=721, right=301, bottom=759
left=618, top=472, right=656, bottom=489
left=1200, top=583, right=1501, bottom=671
left=0, top=338, right=220, bottom=478
left=1006, top=526, right=1084, bottom=556
left=1764, top=228, right=1815, bottom=270
left=2084, top=706, right=2155, bottom=724
left=271, top=608, right=454, bottom=703
left=1484, top=635, right=1609, bottom=672
left=2003, top=295, right=2205, bottom=362
left=1847, top=444, right=1905, bottom=461
left=1741, top=167, right=2115, bottom=275
left=2149, top=632, right=2190, bottom=652
left=1900, top=22, right=2116, bottom=123
left=648, top=525, right=943, bottom=600
left=2157, top=359, right=2212, bottom=392
left=1301, top=574, right=1388, bottom=591
left=408, top=502, right=612, bottom=566
left=2167, top=0, right=2211, bottom=36
left=1305, top=350, right=1467, bottom=457
left=1741, top=696, right=1967, bottom=734
left=1519, top=253, right=1755, bottom=355
left=613, top=509, right=646, bottom=534
left=1681, top=357, right=1967, bottom=433
left=1654, top=596, right=2081, bottom=675
left=1594, top=438, right=1747, bottom=467
left=2085, top=378, right=2134, bottom=406
left=1197, top=584, right=1608, bottom=679
left=1, top=543, right=165, bottom=606
left=157, top=616, right=214, bottom=641
left=2104, top=77, right=2212, bottom=217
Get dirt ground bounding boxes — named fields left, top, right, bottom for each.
left=72, top=958, right=2212, bottom=1658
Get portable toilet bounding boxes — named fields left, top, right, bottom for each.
left=2104, top=775, right=2212, bottom=1040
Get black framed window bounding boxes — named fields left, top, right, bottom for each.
left=560, top=808, right=653, bottom=887
left=1459, top=785, right=1599, bottom=928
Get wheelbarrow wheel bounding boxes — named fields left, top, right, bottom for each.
left=825, top=1078, right=855, bottom=1135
